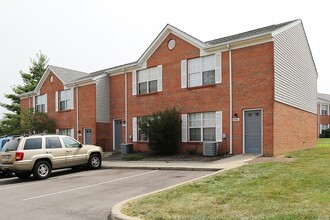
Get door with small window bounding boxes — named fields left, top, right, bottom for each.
left=114, top=120, right=122, bottom=151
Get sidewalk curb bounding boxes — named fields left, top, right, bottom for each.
left=103, top=165, right=221, bottom=172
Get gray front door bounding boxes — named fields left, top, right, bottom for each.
left=244, top=110, right=262, bottom=154
left=84, top=129, right=92, bottom=145
left=114, top=120, right=122, bottom=151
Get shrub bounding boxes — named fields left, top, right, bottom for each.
left=139, top=108, right=181, bottom=155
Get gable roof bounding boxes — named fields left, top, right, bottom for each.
left=318, top=93, right=330, bottom=103
left=105, top=19, right=301, bottom=74
left=206, top=20, right=298, bottom=46
left=48, top=65, right=89, bottom=84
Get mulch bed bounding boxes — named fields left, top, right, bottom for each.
left=104, top=152, right=230, bottom=162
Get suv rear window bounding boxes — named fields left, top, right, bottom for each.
left=24, top=138, right=43, bottom=150
left=2, top=138, right=21, bottom=152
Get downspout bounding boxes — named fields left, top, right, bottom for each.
left=75, top=84, right=79, bottom=140
left=227, top=44, right=233, bottom=155
left=124, top=69, right=128, bottom=143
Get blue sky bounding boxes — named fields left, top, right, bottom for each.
left=0, top=0, right=328, bottom=118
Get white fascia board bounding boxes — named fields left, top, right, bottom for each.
left=271, top=19, right=301, bottom=37
left=92, top=74, right=108, bottom=81
left=18, top=91, right=36, bottom=99
left=64, top=78, right=95, bottom=88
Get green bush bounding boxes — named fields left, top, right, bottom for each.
left=139, top=108, right=181, bottom=155
left=123, top=154, right=144, bottom=161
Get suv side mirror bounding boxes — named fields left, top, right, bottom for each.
left=79, top=143, right=83, bottom=148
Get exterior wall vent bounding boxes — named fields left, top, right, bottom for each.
left=203, top=142, right=218, bottom=156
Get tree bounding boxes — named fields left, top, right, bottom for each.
left=139, top=108, right=181, bottom=155
left=20, top=108, right=55, bottom=134
left=0, top=51, right=49, bottom=135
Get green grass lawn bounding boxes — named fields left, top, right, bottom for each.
left=123, top=142, right=330, bottom=220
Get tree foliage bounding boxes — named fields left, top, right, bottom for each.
left=0, top=52, right=49, bottom=135
left=139, top=108, right=181, bottom=155
left=21, top=108, right=55, bottom=134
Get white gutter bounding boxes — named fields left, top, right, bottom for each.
left=124, top=69, right=128, bottom=143
left=227, top=44, right=233, bottom=155
left=75, top=84, right=79, bottom=140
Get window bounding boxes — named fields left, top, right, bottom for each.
left=46, top=137, right=62, bottom=149
left=138, top=117, right=149, bottom=141
left=188, top=55, right=215, bottom=87
left=58, top=129, right=74, bottom=138
left=321, top=105, right=328, bottom=115
left=24, top=138, right=42, bottom=150
left=62, top=137, right=80, bottom=148
left=320, top=124, right=329, bottom=134
left=188, top=112, right=216, bottom=141
left=36, top=94, right=47, bottom=113
left=138, top=67, right=157, bottom=94
left=59, top=89, right=72, bottom=111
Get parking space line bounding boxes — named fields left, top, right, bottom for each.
left=0, top=169, right=111, bottom=191
left=22, top=170, right=159, bottom=201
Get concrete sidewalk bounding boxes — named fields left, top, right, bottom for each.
left=108, top=154, right=258, bottom=220
left=102, top=154, right=258, bottom=172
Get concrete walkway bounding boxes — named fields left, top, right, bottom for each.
left=106, top=154, right=258, bottom=220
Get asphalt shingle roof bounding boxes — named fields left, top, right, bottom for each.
left=48, top=65, right=89, bottom=83
left=206, top=20, right=297, bottom=46
left=318, top=93, right=330, bottom=103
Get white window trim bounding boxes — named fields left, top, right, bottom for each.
left=188, top=112, right=218, bottom=142
left=136, top=66, right=161, bottom=95
left=58, top=89, right=73, bottom=111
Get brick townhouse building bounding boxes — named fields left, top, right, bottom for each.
left=317, top=93, right=330, bottom=136
left=20, top=19, right=318, bottom=156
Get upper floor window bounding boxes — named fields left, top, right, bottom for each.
left=321, top=105, right=328, bottom=115
left=35, top=94, right=47, bottom=113
left=188, top=55, right=215, bottom=87
left=59, top=89, right=72, bottom=111
left=132, top=65, right=162, bottom=96
left=188, top=112, right=216, bottom=142
left=138, top=67, right=158, bottom=94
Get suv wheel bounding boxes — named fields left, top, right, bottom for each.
left=33, top=161, right=52, bottom=180
left=88, top=153, right=101, bottom=169
left=16, top=172, right=31, bottom=180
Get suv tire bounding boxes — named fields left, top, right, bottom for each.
left=88, top=153, right=101, bottom=169
left=33, top=160, right=52, bottom=180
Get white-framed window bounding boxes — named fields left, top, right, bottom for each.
left=320, top=124, right=329, bottom=134
left=321, top=104, right=328, bottom=115
left=138, top=67, right=158, bottom=94
left=138, top=117, right=148, bottom=141
left=188, top=112, right=216, bottom=142
left=35, top=94, right=47, bottom=113
left=59, top=89, right=72, bottom=111
left=57, top=128, right=74, bottom=138
left=188, top=55, right=215, bottom=87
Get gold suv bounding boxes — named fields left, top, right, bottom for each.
left=0, top=134, right=103, bottom=180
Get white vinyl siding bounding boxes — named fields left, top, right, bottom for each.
left=35, top=94, right=47, bottom=113
left=274, top=22, right=317, bottom=114
left=96, top=76, right=110, bottom=123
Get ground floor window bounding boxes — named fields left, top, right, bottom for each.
left=138, top=117, right=149, bottom=141
left=188, top=112, right=216, bottom=141
left=57, top=128, right=74, bottom=138
left=320, top=124, right=329, bottom=134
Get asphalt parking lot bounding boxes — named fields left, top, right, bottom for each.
left=0, top=167, right=212, bottom=220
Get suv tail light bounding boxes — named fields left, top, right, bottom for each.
left=15, top=152, right=24, bottom=161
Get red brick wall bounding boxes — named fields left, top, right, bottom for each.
left=231, top=42, right=275, bottom=155
left=110, top=34, right=276, bottom=155
left=21, top=71, right=97, bottom=146
left=273, top=101, right=317, bottom=155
